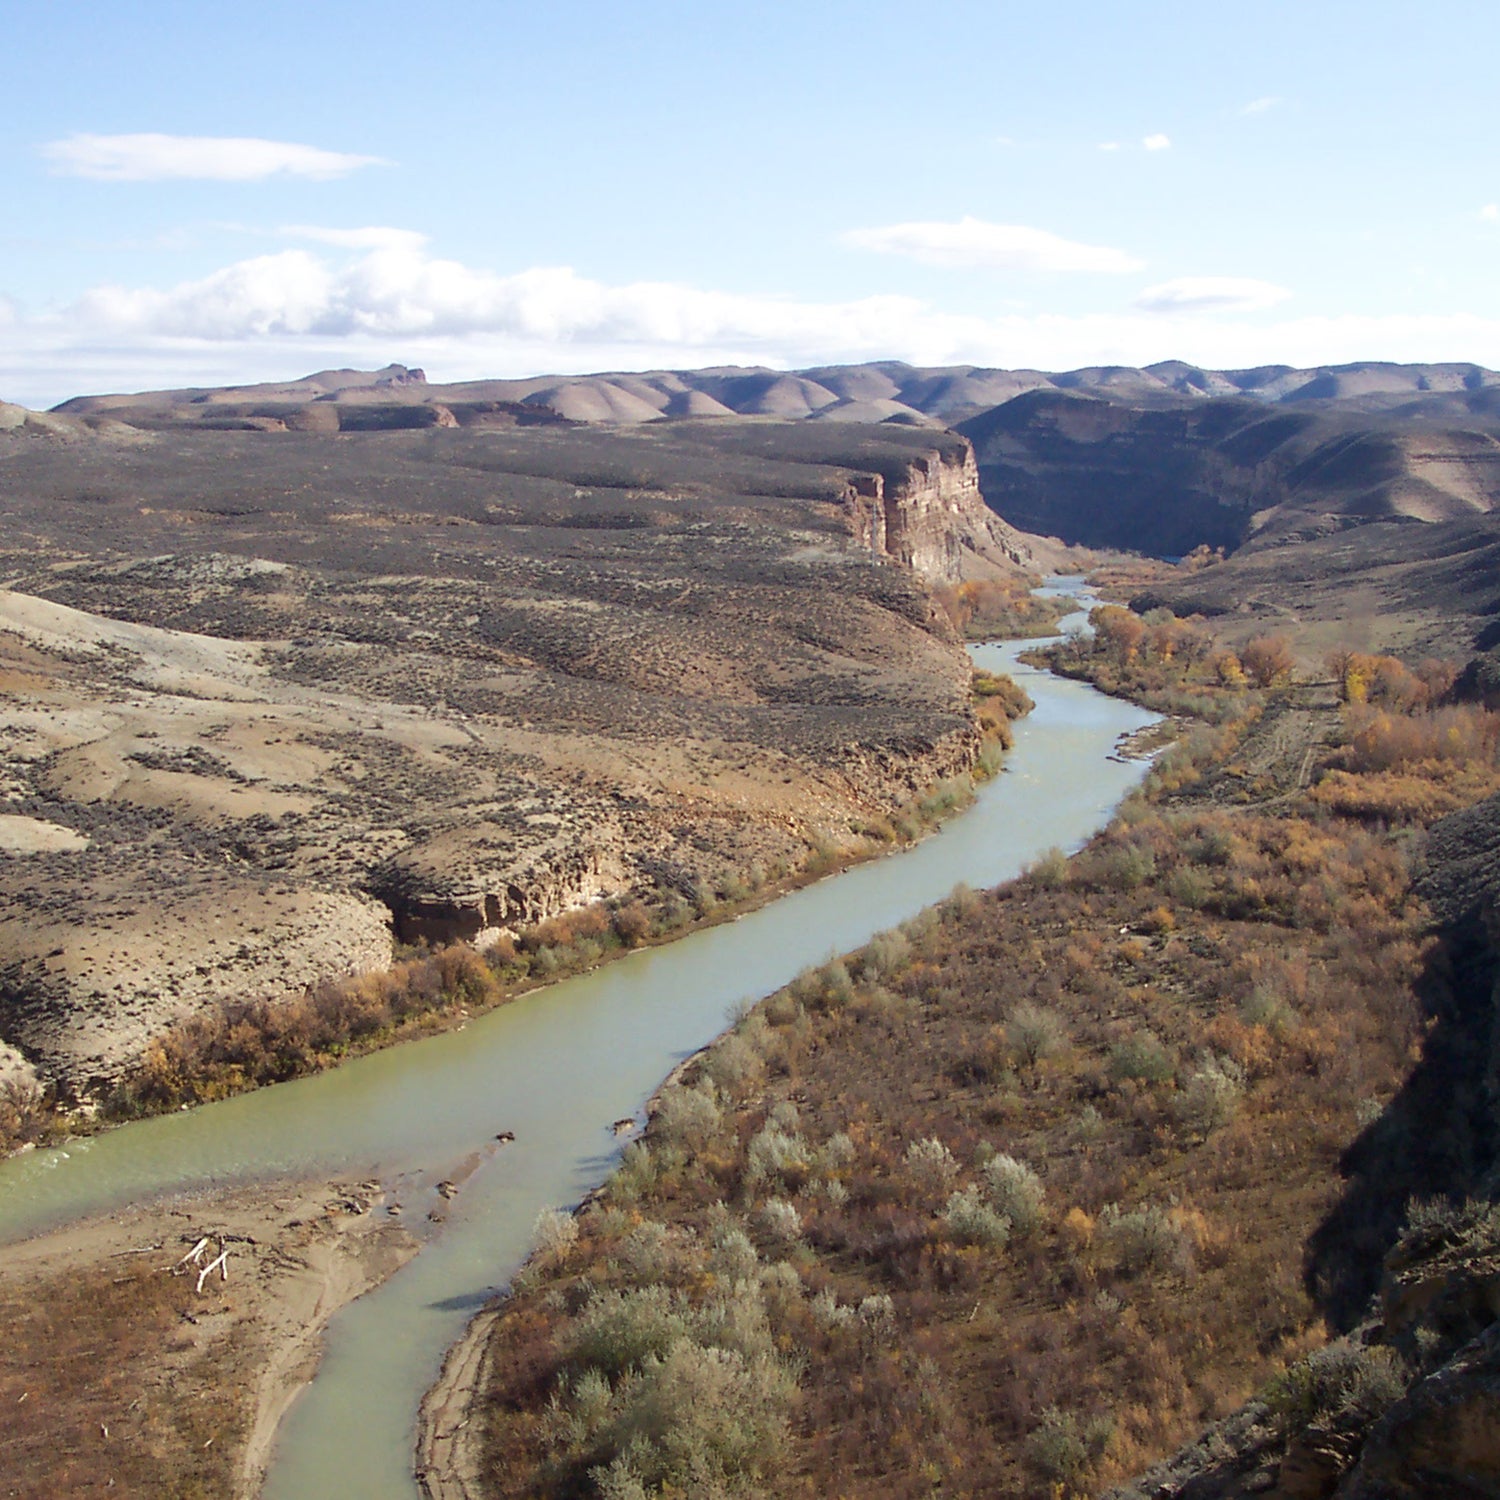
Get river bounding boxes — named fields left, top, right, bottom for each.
left=0, top=583, right=1155, bottom=1498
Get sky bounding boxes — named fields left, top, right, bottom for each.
left=3, top=0, right=1499, bottom=407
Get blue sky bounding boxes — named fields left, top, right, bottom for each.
left=3, top=0, right=1498, bottom=406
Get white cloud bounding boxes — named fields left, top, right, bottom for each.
left=42, top=133, right=388, bottom=182
left=1134, top=277, right=1292, bottom=314
left=843, top=216, right=1144, bottom=273
left=1143, top=133, right=1172, bottom=151
left=280, top=225, right=431, bottom=252
left=1481, top=204, right=1499, bottom=222
left=1240, top=97, right=1282, bottom=115
left=4, top=242, right=1500, bottom=409
left=1098, top=141, right=1121, bottom=152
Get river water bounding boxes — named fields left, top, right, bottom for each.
left=0, top=585, right=1155, bottom=1498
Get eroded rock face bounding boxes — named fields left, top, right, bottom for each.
left=842, top=441, right=1030, bottom=583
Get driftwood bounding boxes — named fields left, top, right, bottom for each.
left=170, top=1235, right=229, bottom=1292
left=195, top=1249, right=229, bottom=1294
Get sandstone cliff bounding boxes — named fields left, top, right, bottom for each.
left=840, top=439, right=1031, bottom=583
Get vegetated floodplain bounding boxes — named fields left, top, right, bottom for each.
left=459, top=600, right=1500, bottom=1499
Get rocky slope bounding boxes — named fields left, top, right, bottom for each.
left=0, top=416, right=1025, bottom=1096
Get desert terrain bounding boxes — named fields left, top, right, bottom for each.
left=0, top=406, right=1029, bottom=1097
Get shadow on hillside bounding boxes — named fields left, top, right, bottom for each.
left=1305, top=910, right=1500, bottom=1330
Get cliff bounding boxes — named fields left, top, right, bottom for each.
left=840, top=438, right=1031, bottom=583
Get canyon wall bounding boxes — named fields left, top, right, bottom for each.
left=841, top=439, right=1031, bottom=583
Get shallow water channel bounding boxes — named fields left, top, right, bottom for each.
left=0, top=584, right=1157, bottom=1498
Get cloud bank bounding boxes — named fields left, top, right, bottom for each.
left=42, top=134, right=387, bottom=182
left=3, top=240, right=1497, bottom=408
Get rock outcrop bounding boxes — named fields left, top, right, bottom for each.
left=841, top=439, right=1030, bottom=583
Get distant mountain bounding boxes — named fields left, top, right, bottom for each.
left=54, top=358, right=1500, bottom=434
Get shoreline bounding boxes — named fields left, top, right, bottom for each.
left=0, top=1173, right=419, bottom=1499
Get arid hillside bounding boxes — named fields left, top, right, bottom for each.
left=0, top=415, right=1027, bottom=1096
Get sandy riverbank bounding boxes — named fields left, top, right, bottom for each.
left=0, top=1175, right=417, bottom=1498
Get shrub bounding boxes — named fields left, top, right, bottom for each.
left=1265, top=1342, right=1408, bottom=1433
left=566, top=1286, right=690, bottom=1377
left=618, top=1221, right=675, bottom=1285
left=941, top=1187, right=1011, bottom=1247
left=757, top=1197, right=803, bottom=1249
left=1024, top=1407, right=1113, bottom=1484
left=1005, top=1002, right=1069, bottom=1068
left=611, top=902, right=653, bottom=946
left=702, top=1033, right=763, bottom=1094
left=859, top=928, right=911, bottom=980
left=533, top=1207, right=579, bottom=1262
left=1240, top=984, right=1298, bottom=1034
left=905, top=1137, right=959, bottom=1192
left=745, top=1124, right=810, bottom=1192
left=1173, top=1057, right=1245, bottom=1138
left=710, top=1227, right=759, bottom=1284
left=1026, top=845, right=1070, bottom=888
left=1095, top=1203, right=1191, bottom=1277
left=655, top=1082, right=722, bottom=1152
left=1107, top=1029, right=1175, bottom=1084
left=983, top=1154, right=1045, bottom=1235
left=581, top=1338, right=799, bottom=1495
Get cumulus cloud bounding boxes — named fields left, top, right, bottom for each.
left=1134, top=277, right=1291, bottom=314
left=4, top=242, right=1500, bottom=408
left=843, top=216, right=1144, bottom=273
left=1143, top=133, right=1172, bottom=151
left=1240, top=97, right=1282, bottom=115
left=42, top=133, right=387, bottom=182
left=1481, top=204, right=1499, bottom=222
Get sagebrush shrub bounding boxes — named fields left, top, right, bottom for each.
left=1108, top=1029, right=1175, bottom=1084
left=983, top=1154, right=1045, bottom=1235
left=905, top=1136, right=959, bottom=1192
left=941, top=1187, right=1011, bottom=1248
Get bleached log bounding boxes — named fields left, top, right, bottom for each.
left=175, top=1237, right=210, bottom=1270
left=195, top=1249, right=228, bottom=1294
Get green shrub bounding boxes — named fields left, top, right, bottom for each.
left=983, top=1153, right=1045, bottom=1235
left=1026, top=846, right=1070, bottom=888
left=656, top=1081, right=722, bottom=1151
left=1173, top=1056, right=1245, bottom=1138
left=905, top=1136, right=959, bottom=1192
left=534, top=1207, right=580, bottom=1262
left=1095, top=1203, right=1191, bottom=1277
left=567, top=1286, right=690, bottom=1377
left=1023, top=1407, right=1114, bottom=1484
left=1265, top=1342, right=1408, bottom=1433
left=745, top=1124, right=810, bottom=1192
left=1108, top=1029, right=1175, bottom=1084
left=1005, top=1002, right=1069, bottom=1068
left=941, top=1187, right=1012, bottom=1247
